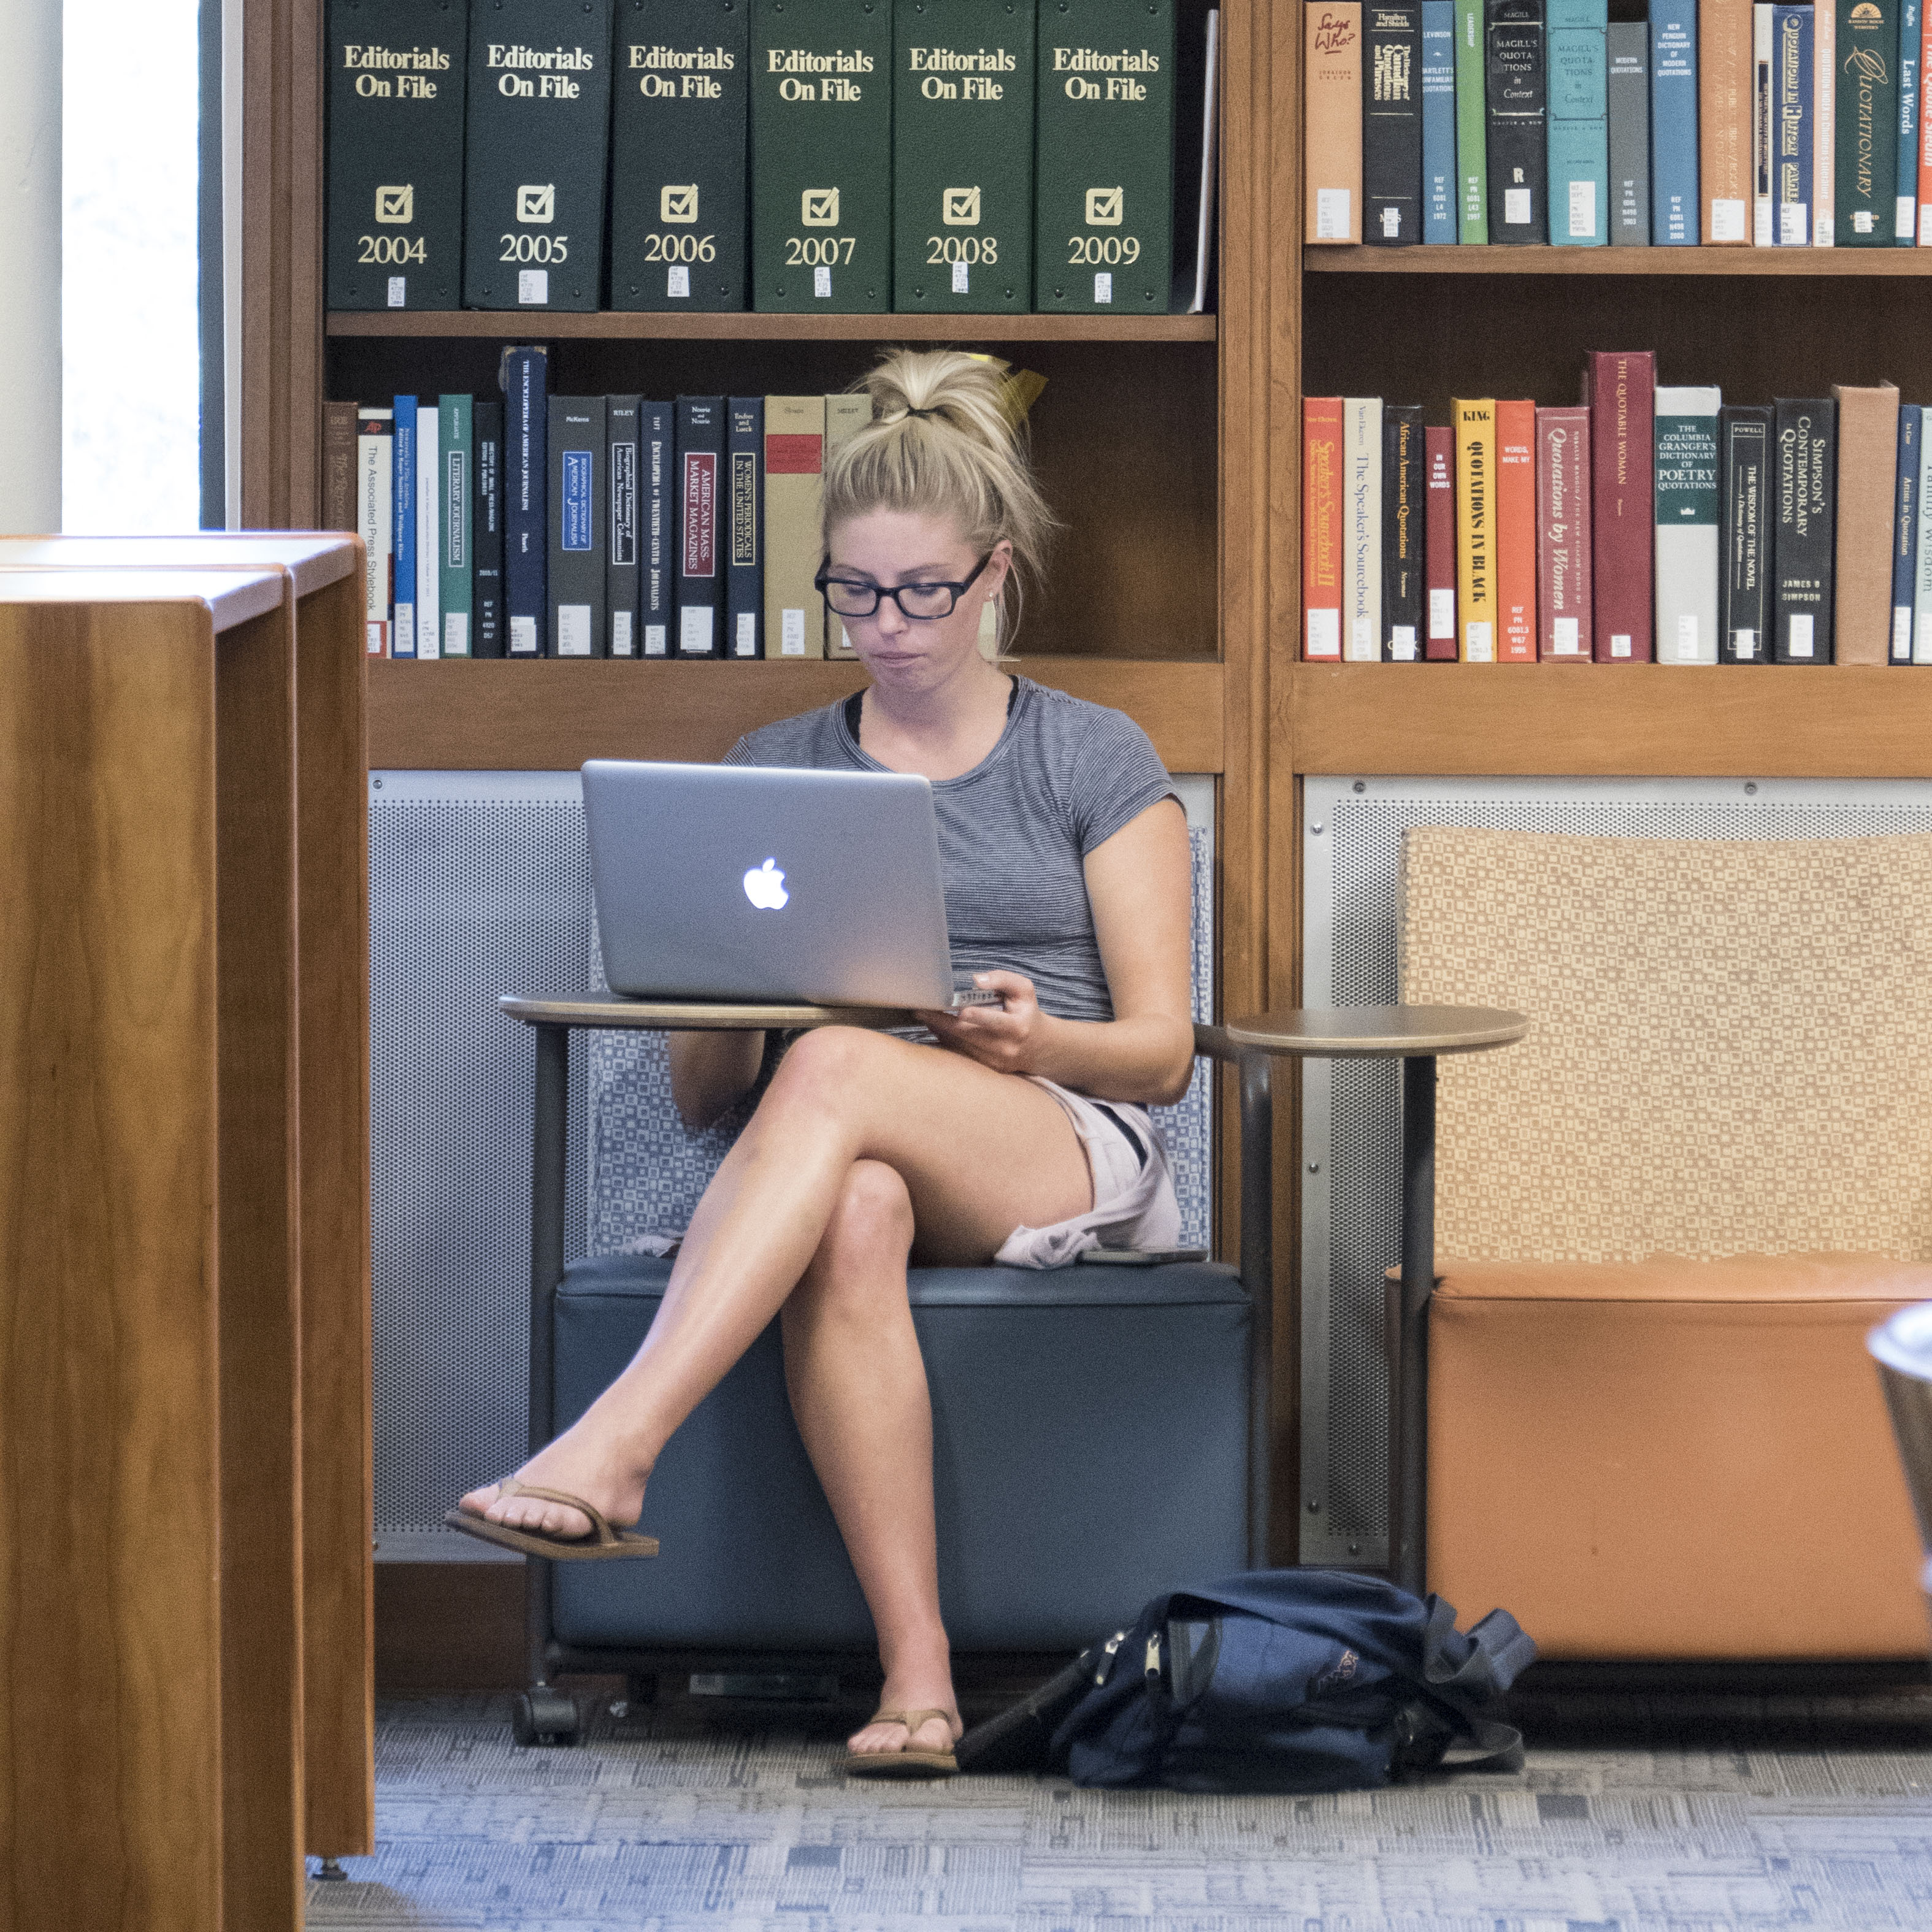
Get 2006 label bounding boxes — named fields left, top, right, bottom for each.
left=358, top=234, right=427, bottom=264
left=785, top=235, right=856, bottom=266
left=499, top=232, right=570, bottom=263
left=926, top=234, right=997, bottom=265
left=642, top=232, right=718, bottom=263
left=1067, top=234, right=1140, bottom=265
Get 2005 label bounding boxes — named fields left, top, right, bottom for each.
left=1067, top=234, right=1140, bottom=265
left=785, top=235, right=856, bottom=266
left=642, top=232, right=718, bottom=263
left=499, top=232, right=570, bottom=263
left=358, top=234, right=427, bottom=264
left=926, top=234, right=997, bottom=265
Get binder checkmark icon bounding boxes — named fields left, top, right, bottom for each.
left=375, top=185, right=413, bottom=224
left=801, top=188, right=840, bottom=227
left=1085, top=186, right=1124, bottom=226
left=942, top=187, right=981, bottom=226
left=516, top=184, right=556, bottom=224
left=661, top=183, right=699, bottom=223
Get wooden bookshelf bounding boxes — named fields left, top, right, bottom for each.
left=328, top=310, right=1218, bottom=342
left=1305, top=245, right=1932, bottom=276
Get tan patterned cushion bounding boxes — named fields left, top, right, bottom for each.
left=1399, top=826, right=1932, bottom=1264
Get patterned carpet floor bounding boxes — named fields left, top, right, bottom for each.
left=305, top=1682, right=1932, bottom=1931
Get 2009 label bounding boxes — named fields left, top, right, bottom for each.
left=785, top=235, right=856, bottom=266
left=499, top=232, right=570, bottom=263
left=1067, top=234, right=1140, bottom=265
left=926, top=234, right=997, bottom=265
left=358, top=234, right=427, bottom=264
left=642, top=231, right=717, bottom=263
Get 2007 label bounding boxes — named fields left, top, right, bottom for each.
left=785, top=235, right=856, bottom=266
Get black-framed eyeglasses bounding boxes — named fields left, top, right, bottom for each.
left=813, top=551, right=992, bottom=621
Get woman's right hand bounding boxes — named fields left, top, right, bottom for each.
left=669, top=1030, right=765, bottom=1131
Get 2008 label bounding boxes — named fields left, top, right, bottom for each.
left=926, top=234, right=997, bottom=265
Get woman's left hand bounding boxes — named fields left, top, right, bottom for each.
left=920, top=971, right=1052, bottom=1076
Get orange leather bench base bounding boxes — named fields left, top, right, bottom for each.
left=1427, top=1254, right=1930, bottom=1659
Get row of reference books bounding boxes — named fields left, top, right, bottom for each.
left=326, top=0, right=1217, bottom=316
left=325, top=348, right=908, bottom=661
left=1303, top=353, right=1931, bottom=663
left=1305, top=0, right=1929, bottom=247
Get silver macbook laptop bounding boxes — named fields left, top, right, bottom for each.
left=581, top=760, right=999, bottom=1010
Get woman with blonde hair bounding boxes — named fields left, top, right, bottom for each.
left=452, top=348, right=1196, bottom=1775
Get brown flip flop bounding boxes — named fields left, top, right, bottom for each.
left=443, top=1478, right=659, bottom=1561
left=843, top=1708, right=960, bottom=1779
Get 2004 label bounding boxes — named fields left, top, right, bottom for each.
left=358, top=234, right=427, bottom=264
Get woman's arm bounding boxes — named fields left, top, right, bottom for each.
left=922, top=797, right=1196, bottom=1105
left=669, top=1029, right=767, bottom=1131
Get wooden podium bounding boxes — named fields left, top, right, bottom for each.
left=0, top=540, right=370, bottom=1932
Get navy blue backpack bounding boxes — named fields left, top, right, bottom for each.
left=957, top=1570, right=1537, bottom=1792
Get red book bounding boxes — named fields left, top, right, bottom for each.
left=1536, top=406, right=1593, bottom=659
left=1583, top=349, right=1655, bottom=660
left=1303, top=397, right=1344, bottom=659
left=1424, top=425, right=1457, bottom=660
left=1495, top=400, right=1536, bottom=661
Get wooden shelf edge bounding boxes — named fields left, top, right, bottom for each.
left=1304, top=244, right=1932, bottom=277
left=328, top=310, right=1217, bottom=342
left=1287, top=661, right=1932, bottom=778
left=369, top=654, right=1226, bottom=773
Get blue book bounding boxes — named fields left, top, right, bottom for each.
left=1650, top=0, right=1700, bottom=242
left=1424, top=1, right=1461, bottom=238
left=1548, top=0, right=1608, bottom=241
left=726, top=398, right=764, bottom=660
left=1899, top=0, right=1920, bottom=239
left=1773, top=3, right=1813, bottom=243
left=1893, top=405, right=1920, bottom=659
left=498, top=345, right=548, bottom=657
left=391, top=394, right=417, bottom=659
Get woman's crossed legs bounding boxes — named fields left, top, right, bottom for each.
left=458, top=1024, right=1093, bottom=1758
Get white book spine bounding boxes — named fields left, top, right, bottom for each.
left=1752, top=4, right=1774, bottom=244
left=1813, top=0, right=1834, bottom=243
left=1654, top=385, right=1722, bottom=664
left=416, top=405, right=442, bottom=659
left=1344, top=397, right=1384, bottom=661
left=1914, top=406, right=1932, bottom=660
left=357, top=421, right=392, bottom=656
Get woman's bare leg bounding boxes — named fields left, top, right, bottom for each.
left=458, top=1027, right=1091, bottom=1543
left=778, top=1159, right=954, bottom=1758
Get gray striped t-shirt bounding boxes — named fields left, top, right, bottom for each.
left=722, top=677, right=1177, bottom=1022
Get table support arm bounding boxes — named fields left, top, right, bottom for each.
left=526, top=1022, right=569, bottom=1688
left=1393, top=1054, right=1436, bottom=1597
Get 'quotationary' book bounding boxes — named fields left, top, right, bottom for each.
left=1773, top=396, right=1836, bottom=660
left=894, top=0, right=1036, bottom=310
left=1583, top=348, right=1655, bottom=657
left=608, top=0, right=749, bottom=312
left=1719, top=402, right=1773, bottom=660
left=1307, top=5, right=1366, bottom=242
left=462, top=0, right=614, bottom=311
left=1303, top=398, right=1345, bottom=658
left=1652, top=384, right=1722, bottom=665
left=1834, top=0, right=1901, bottom=243
left=1454, top=397, right=1498, bottom=660
left=1536, top=405, right=1593, bottom=656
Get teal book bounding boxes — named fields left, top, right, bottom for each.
left=1834, top=0, right=1900, bottom=243
left=1455, top=0, right=1491, bottom=236
left=1547, top=0, right=1608, bottom=240
left=438, top=392, right=473, bottom=656
left=750, top=0, right=894, bottom=312
left=894, top=0, right=1036, bottom=311
left=1035, top=0, right=1176, bottom=312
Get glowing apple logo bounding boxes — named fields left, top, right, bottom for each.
left=742, top=857, right=789, bottom=910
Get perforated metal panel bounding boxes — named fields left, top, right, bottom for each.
left=1299, top=773, right=1932, bottom=1568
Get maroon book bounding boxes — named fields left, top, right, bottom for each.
left=1536, top=405, right=1593, bottom=660
left=1424, top=424, right=1457, bottom=661
left=1582, top=350, right=1654, bottom=661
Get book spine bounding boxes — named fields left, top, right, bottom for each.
left=1486, top=0, right=1550, bottom=237
left=1425, top=424, right=1459, bottom=655
left=1537, top=404, right=1593, bottom=655
left=461, top=0, right=615, bottom=311
left=764, top=396, right=826, bottom=657
left=1344, top=397, right=1384, bottom=658
left=675, top=396, right=724, bottom=655
left=1454, top=397, right=1498, bottom=659
left=641, top=402, right=673, bottom=655
left=1899, top=0, right=1921, bottom=234
left=1835, top=0, right=1901, bottom=240
left=1654, top=385, right=1722, bottom=664
left=1916, top=405, right=1932, bottom=656
left=1606, top=20, right=1652, bottom=238
left=325, top=0, right=467, bottom=310
left=391, top=394, right=417, bottom=659
left=1495, top=397, right=1537, bottom=656
left=1304, top=397, right=1346, bottom=658
left=473, top=400, right=505, bottom=657
left=606, top=396, right=642, bottom=657
left=1774, top=4, right=1814, bottom=239
left=1892, top=401, right=1920, bottom=657
left=1365, top=2, right=1426, bottom=240
left=1921, top=0, right=1932, bottom=236
left=500, top=345, right=548, bottom=656
left=1701, top=0, right=1755, bottom=237
left=1424, top=1, right=1460, bottom=236
left=1815, top=0, right=1836, bottom=239
left=1773, top=396, right=1836, bottom=660
left=323, top=400, right=359, bottom=533
left=1585, top=348, right=1655, bottom=657
left=1308, top=3, right=1367, bottom=241
left=1651, top=0, right=1701, bottom=239
left=1547, top=0, right=1609, bottom=243
left=415, top=403, right=441, bottom=657
left=822, top=395, right=872, bottom=655
left=1383, top=405, right=1425, bottom=656
left=1455, top=0, right=1492, bottom=234
left=727, top=397, right=764, bottom=658
left=439, top=393, right=472, bottom=657
left=548, top=396, right=607, bottom=658
left=1718, top=404, right=1773, bottom=660
left=1830, top=381, right=1901, bottom=659
left=608, top=0, right=750, bottom=312
left=1754, top=2, right=1775, bottom=239
left=894, top=0, right=1035, bottom=309
left=356, top=407, right=393, bottom=656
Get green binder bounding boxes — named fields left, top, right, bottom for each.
left=751, top=0, right=895, bottom=313
left=1454, top=0, right=1489, bottom=240
left=894, top=0, right=1037, bottom=311
left=1034, top=0, right=1175, bottom=313
left=439, top=393, right=473, bottom=656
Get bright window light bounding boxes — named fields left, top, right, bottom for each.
left=63, top=0, right=202, bottom=532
